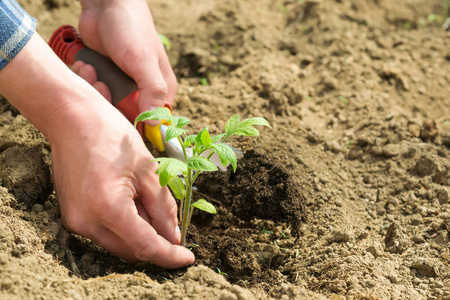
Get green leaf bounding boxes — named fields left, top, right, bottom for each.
left=134, top=107, right=171, bottom=127
left=213, top=143, right=237, bottom=172
left=172, top=116, right=191, bottom=128
left=211, top=133, right=225, bottom=143
left=184, top=135, right=196, bottom=147
left=224, top=116, right=271, bottom=138
left=237, top=117, right=271, bottom=129
left=261, top=227, right=274, bottom=234
left=186, top=156, right=218, bottom=171
left=225, top=114, right=240, bottom=137
left=185, top=135, right=196, bottom=144
left=230, top=126, right=260, bottom=136
left=168, top=176, right=185, bottom=200
left=166, top=126, right=187, bottom=142
left=195, top=128, right=210, bottom=146
left=191, top=199, right=216, bottom=214
left=200, top=128, right=212, bottom=147
left=158, top=34, right=171, bottom=50
left=152, top=158, right=187, bottom=186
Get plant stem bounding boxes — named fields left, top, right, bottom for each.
left=177, top=136, right=188, bottom=162
left=180, top=168, right=193, bottom=246
left=187, top=205, right=194, bottom=229
left=179, top=195, right=184, bottom=225
left=177, top=135, right=190, bottom=246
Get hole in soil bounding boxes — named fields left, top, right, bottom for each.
left=45, top=150, right=307, bottom=290
left=43, top=0, right=59, bottom=10
left=185, top=150, right=307, bottom=288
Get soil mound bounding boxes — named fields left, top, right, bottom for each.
left=196, top=150, right=307, bottom=233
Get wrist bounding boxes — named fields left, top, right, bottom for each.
left=0, top=32, right=105, bottom=142
left=80, top=0, right=147, bottom=9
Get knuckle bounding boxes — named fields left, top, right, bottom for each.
left=149, top=81, right=168, bottom=98
left=90, top=197, right=112, bottom=217
left=133, top=237, right=158, bottom=261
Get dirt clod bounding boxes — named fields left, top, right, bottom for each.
left=0, top=146, right=51, bottom=209
left=384, top=222, right=411, bottom=254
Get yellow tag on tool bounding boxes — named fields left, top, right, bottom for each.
left=143, top=107, right=171, bottom=152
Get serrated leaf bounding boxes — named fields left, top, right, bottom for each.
left=134, top=107, right=171, bottom=127
left=213, top=143, right=237, bottom=172
left=200, top=128, right=212, bottom=147
left=185, top=135, right=196, bottom=144
left=195, top=128, right=209, bottom=146
left=152, top=158, right=187, bottom=186
left=191, top=199, right=216, bottom=214
left=172, top=116, right=191, bottom=128
left=166, top=126, right=187, bottom=142
left=186, top=156, right=218, bottom=171
left=224, top=116, right=271, bottom=138
left=211, top=133, right=225, bottom=143
left=230, top=126, right=260, bottom=136
left=184, top=135, right=196, bottom=147
left=168, top=176, right=185, bottom=200
left=225, top=115, right=240, bottom=138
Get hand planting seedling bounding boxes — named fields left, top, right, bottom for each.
left=135, top=108, right=271, bottom=246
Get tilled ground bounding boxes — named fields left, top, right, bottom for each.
left=0, top=0, right=449, bottom=299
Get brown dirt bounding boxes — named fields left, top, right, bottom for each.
left=0, top=0, right=449, bottom=299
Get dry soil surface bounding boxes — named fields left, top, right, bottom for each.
left=0, top=0, right=449, bottom=299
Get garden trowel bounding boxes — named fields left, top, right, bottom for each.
left=48, top=25, right=235, bottom=170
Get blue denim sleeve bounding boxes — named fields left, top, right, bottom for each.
left=0, top=0, right=37, bottom=70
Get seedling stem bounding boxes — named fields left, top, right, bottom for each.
left=135, top=109, right=271, bottom=247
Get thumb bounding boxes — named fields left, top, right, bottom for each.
left=134, top=56, right=168, bottom=113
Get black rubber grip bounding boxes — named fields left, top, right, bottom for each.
left=74, top=48, right=137, bottom=106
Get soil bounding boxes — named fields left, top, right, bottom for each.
left=0, top=0, right=449, bottom=299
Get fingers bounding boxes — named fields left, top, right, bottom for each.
left=139, top=176, right=181, bottom=245
left=71, top=61, right=112, bottom=102
left=135, top=55, right=169, bottom=112
left=93, top=81, right=112, bottom=102
left=157, top=56, right=177, bottom=107
left=88, top=225, right=137, bottom=262
left=100, top=200, right=194, bottom=268
left=73, top=61, right=97, bottom=85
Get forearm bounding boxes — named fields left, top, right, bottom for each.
left=0, top=32, right=104, bottom=142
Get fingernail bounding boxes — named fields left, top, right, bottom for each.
left=175, top=226, right=181, bottom=239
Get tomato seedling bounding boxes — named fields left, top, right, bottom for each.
left=135, top=108, right=271, bottom=246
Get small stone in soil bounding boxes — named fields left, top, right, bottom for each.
left=436, top=187, right=449, bottom=205
left=327, top=229, right=352, bottom=243
left=366, top=241, right=384, bottom=258
left=384, top=222, right=411, bottom=253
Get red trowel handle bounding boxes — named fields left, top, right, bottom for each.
left=49, top=25, right=145, bottom=124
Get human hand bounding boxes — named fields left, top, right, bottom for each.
left=50, top=97, right=194, bottom=268
left=0, top=33, right=194, bottom=268
left=76, top=0, right=176, bottom=113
